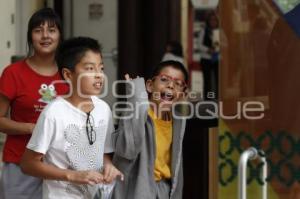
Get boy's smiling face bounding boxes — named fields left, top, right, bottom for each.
left=146, top=66, right=186, bottom=111
left=68, top=50, right=104, bottom=97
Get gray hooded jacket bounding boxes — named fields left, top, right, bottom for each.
left=112, top=78, right=186, bottom=199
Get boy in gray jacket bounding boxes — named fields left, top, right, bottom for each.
left=112, top=61, right=188, bottom=199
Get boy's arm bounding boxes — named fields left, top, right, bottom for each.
left=113, top=76, right=149, bottom=160
left=22, top=108, right=104, bottom=185
left=21, top=149, right=104, bottom=185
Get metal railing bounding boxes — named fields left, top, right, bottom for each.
left=238, top=147, right=267, bottom=199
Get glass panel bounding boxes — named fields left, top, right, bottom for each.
left=273, top=0, right=300, bottom=13
left=219, top=0, right=300, bottom=198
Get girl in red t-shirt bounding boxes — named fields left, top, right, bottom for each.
left=0, top=8, right=67, bottom=199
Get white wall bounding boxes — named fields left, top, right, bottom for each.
left=67, top=0, right=118, bottom=107
left=0, top=0, right=43, bottom=74
left=15, top=0, right=44, bottom=56
left=0, top=0, right=16, bottom=73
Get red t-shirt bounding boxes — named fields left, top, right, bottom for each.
left=0, top=60, right=69, bottom=163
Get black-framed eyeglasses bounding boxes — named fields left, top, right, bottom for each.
left=86, top=112, right=96, bottom=145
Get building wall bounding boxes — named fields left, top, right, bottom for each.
left=64, top=0, right=118, bottom=107
left=0, top=0, right=44, bottom=74
left=0, top=0, right=16, bottom=74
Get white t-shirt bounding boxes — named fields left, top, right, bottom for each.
left=27, top=96, right=114, bottom=199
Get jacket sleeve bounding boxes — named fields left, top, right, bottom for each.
left=112, top=77, right=149, bottom=160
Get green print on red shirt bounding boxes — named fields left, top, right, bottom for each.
left=38, top=83, right=57, bottom=103
left=0, top=60, right=69, bottom=163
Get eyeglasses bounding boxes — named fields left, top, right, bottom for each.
left=86, top=112, right=96, bottom=145
left=153, top=74, right=186, bottom=90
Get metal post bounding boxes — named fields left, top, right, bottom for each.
left=238, top=147, right=258, bottom=199
left=238, top=147, right=268, bottom=199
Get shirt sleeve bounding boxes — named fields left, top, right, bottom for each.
left=0, top=66, right=17, bottom=100
left=27, top=111, right=55, bottom=154
left=104, top=110, right=114, bottom=153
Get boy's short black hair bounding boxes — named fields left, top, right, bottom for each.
left=27, top=8, right=63, bottom=56
left=56, top=37, right=102, bottom=79
left=151, top=60, right=189, bottom=82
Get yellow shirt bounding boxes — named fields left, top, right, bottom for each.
left=148, top=108, right=173, bottom=181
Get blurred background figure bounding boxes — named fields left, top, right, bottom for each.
left=199, top=11, right=219, bottom=100
left=162, top=41, right=184, bottom=64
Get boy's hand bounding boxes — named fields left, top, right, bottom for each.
left=103, top=163, right=124, bottom=184
left=180, top=88, right=189, bottom=101
left=125, top=74, right=140, bottom=81
left=67, top=170, right=104, bottom=185
left=125, top=74, right=132, bottom=81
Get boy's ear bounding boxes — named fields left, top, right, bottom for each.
left=62, top=68, right=72, bottom=81
left=146, top=79, right=153, bottom=93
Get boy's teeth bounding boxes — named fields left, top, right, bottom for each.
left=161, top=93, right=173, bottom=101
left=165, top=93, right=173, bottom=98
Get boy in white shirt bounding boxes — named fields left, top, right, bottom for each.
left=21, top=37, right=123, bottom=199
